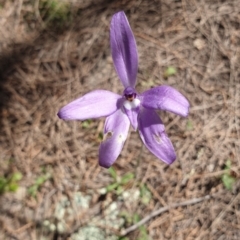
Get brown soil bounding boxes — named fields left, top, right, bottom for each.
left=0, top=0, right=240, bottom=239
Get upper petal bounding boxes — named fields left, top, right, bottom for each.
left=57, top=90, right=122, bottom=120
left=141, top=85, right=190, bottom=117
left=138, top=108, right=176, bottom=164
left=110, top=11, right=138, bottom=88
left=99, top=109, right=130, bottom=168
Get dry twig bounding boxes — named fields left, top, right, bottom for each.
left=120, top=195, right=211, bottom=236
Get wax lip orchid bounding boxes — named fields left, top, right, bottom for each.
left=57, top=11, right=189, bottom=168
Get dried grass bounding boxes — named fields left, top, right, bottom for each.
left=0, top=0, right=240, bottom=239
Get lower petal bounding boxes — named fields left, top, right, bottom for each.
left=123, top=98, right=140, bottom=131
left=57, top=90, right=122, bottom=120
left=138, top=108, right=176, bottom=164
left=99, top=109, right=130, bottom=168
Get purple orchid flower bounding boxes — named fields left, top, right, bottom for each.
left=57, top=11, right=189, bottom=168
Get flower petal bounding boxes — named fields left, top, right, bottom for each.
left=138, top=108, right=176, bottom=164
left=110, top=11, right=138, bottom=88
left=58, top=90, right=122, bottom=120
left=141, top=86, right=190, bottom=117
left=99, top=109, right=130, bottom=168
left=123, top=98, right=140, bottom=131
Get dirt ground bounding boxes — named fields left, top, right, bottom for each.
left=0, top=0, right=240, bottom=239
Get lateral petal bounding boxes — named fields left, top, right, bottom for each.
left=57, top=90, right=122, bottom=120
left=141, top=85, right=189, bottom=117
left=110, top=11, right=138, bottom=88
left=99, top=109, right=130, bottom=168
left=138, top=108, right=176, bottom=164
